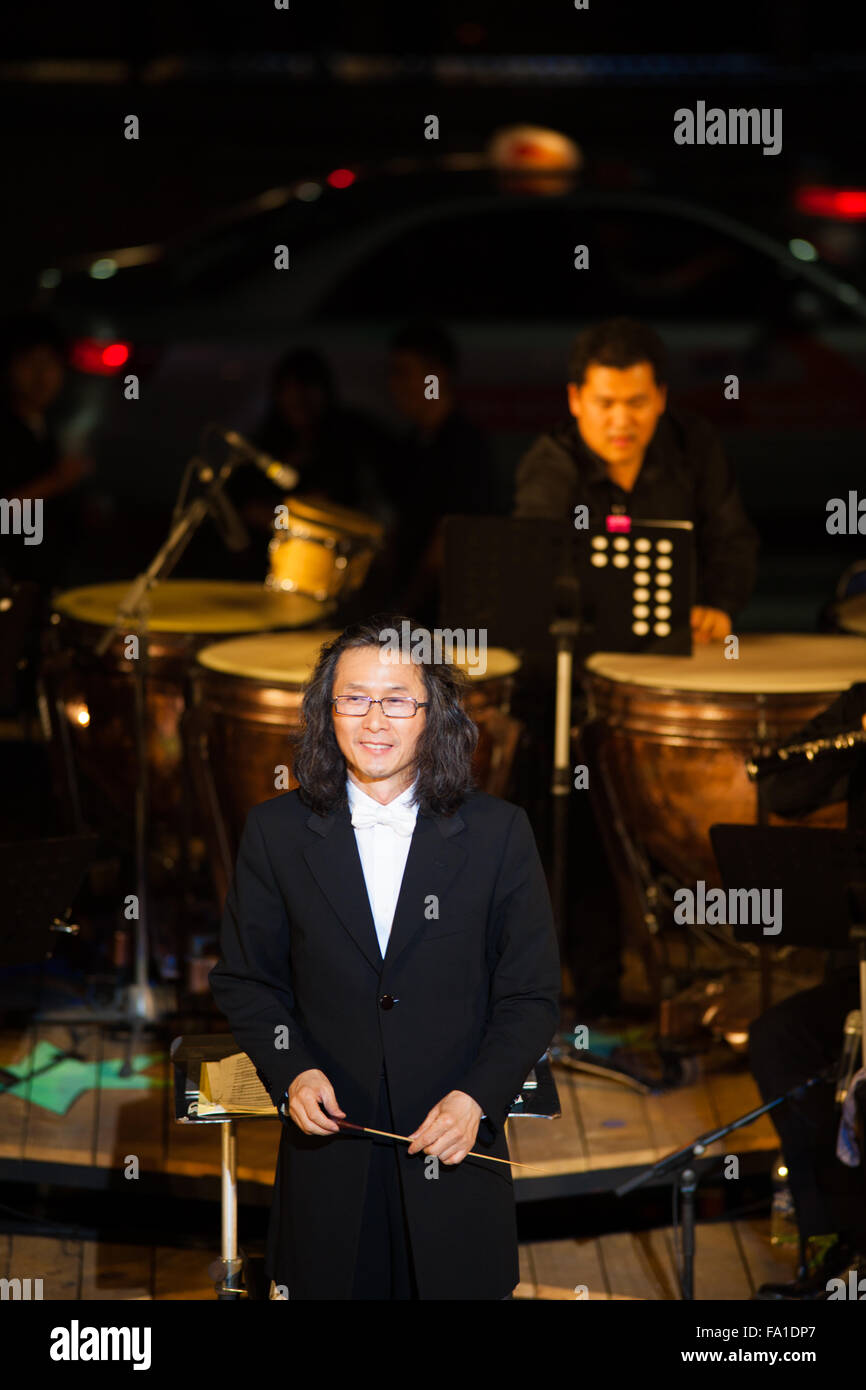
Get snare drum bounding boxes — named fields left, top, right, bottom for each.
left=187, top=634, right=522, bottom=902
left=583, top=634, right=866, bottom=885
left=267, top=496, right=384, bottom=602
left=41, top=580, right=326, bottom=833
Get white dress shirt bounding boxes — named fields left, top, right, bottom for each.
left=343, top=776, right=487, bottom=1121
left=346, top=776, right=419, bottom=958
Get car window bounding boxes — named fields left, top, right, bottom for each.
left=313, top=205, right=617, bottom=319
left=312, top=202, right=842, bottom=326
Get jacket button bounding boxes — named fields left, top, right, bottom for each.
left=379, top=994, right=395, bottom=1010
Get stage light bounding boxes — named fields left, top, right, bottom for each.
left=65, top=700, right=90, bottom=727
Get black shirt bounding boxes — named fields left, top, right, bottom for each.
left=513, top=405, right=759, bottom=617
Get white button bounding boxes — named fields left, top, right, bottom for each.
left=634, top=538, right=651, bottom=552
left=632, top=620, right=649, bottom=636
left=655, top=591, right=669, bottom=604
left=591, top=553, right=608, bottom=567
left=656, top=555, right=672, bottom=570
left=613, top=554, right=629, bottom=568
left=613, top=537, right=629, bottom=551
left=633, top=587, right=649, bottom=602
left=656, top=573, right=671, bottom=587
left=591, top=536, right=608, bottom=549
left=654, top=621, right=671, bottom=636
left=657, top=538, right=673, bottom=553
left=633, top=604, right=649, bottom=619
left=634, top=555, right=650, bottom=569
left=655, top=605, right=671, bottom=620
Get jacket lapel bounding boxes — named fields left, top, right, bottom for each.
left=303, top=804, right=382, bottom=973
left=383, top=809, right=467, bottom=969
left=302, top=801, right=468, bottom=975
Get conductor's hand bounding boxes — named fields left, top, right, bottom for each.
left=690, top=606, right=731, bottom=644
left=407, top=1090, right=482, bottom=1165
left=287, top=1069, right=346, bottom=1136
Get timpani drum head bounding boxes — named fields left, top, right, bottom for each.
left=584, top=634, right=866, bottom=694
left=196, top=630, right=341, bottom=683
left=461, top=648, right=521, bottom=683
left=195, top=634, right=522, bottom=686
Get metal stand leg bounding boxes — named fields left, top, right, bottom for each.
left=209, top=1120, right=246, bottom=1299
left=678, top=1167, right=697, bottom=1300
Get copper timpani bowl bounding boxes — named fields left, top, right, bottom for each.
left=582, top=634, right=866, bottom=886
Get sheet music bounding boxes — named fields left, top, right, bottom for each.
left=197, top=1053, right=278, bottom=1116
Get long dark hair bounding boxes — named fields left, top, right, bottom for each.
left=292, top=615, right=479, bottom=817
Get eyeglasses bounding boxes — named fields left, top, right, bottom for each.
left=333, top=695, right=429, bottom=718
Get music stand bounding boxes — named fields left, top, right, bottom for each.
left=171, top=1035, right=561, bottom=1300
left=440, top=516, right=577, bottom=679
left=440, top=515, right=695, bottom=668
left=710, top=824, right=866, bottom=1065
left=0, top=834, right=100, bottom=1088
left=0, top=834, right=99, bottom=968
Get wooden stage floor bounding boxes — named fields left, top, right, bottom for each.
left=0, top=1014, right=798, bottom=1300
left=1, top=1218, right=798, bottom=1301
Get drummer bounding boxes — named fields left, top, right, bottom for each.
left=513, top=316, right=759, bottom=644
left=512, top=317, right=759, bottom=1023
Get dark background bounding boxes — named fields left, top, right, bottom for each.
left=3, top=0, right=866, bottom=627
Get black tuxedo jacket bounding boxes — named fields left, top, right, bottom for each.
left=209, top=785, right=560, bottom=1300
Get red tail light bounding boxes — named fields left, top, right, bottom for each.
left=795, top=186, right=866, bottom=221
left=326, top=168, right=355, bottom=189
left=70, top=338, right=132, bottom=375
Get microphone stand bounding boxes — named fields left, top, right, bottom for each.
left=548, top=575, right=580, bottom=951
left=615, top=1068, right=834, bottom=1300
left=83, top=454, right=248, bottom=1065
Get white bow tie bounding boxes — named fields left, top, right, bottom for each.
left=350, top=802, right=417, bottom=836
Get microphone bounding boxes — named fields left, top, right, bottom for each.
left=220, top=429, right=299, bottom=492
left=835, top=1010, right=862, bottom=1105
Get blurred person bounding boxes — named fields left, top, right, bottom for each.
left=514, top=316, right=758, bottom=645
left=189, top=347, right=395, bottom=586
left=254, top=347, right=392, bottom=517
left=199, top=347, right=394, bottom=587
left=0, top=312, right=91, bottom=595
left=387, top=322, right=498, bottom=626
